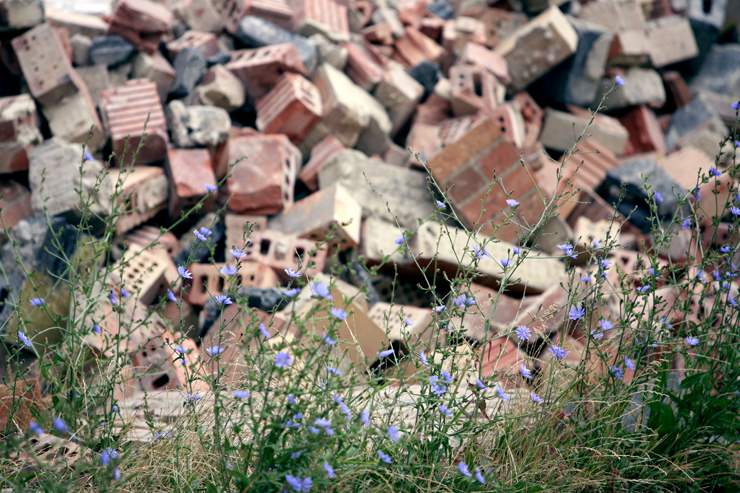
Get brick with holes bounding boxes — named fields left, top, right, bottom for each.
left=512, top=92, right=543, bottom=148
left=96, top=166, right=169, bottom=234
left=426, top=119, right=545, bottom=243
left=130, top=329, right=208, bottom=392
left=185, top=262, right=279, bottom=306
left=100, top=79, right=168, bottom=164
left=226, top=133, right=300, bottom=215
left=448, top=63, right=504, bottom=117
left=255, top=73, right=323, bottom=143
left=225, top=214, right=268, bottom=257
left=112, top=245, right=169, bottom=305
left=268, top=183, right=362, bottom=248
left=226, top=44, right=308, bottom=100
left=493, top=6, right=577, bottom=90
left=242, top=230, right=327, bottom=279
left=11, top=23, right=80, bottom=105
left=165, top=148, right=217, bottom=217
left=0, top=181, right=32, bottom=230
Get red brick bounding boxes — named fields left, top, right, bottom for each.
left=418, top=16, right=444, bottom=40
left=256, top=73, right=323, bottom=144
left=100, top=79, right=168, bottom=164
left=620, top=106, right=666, bottom=156
left=480, top=336, right=527, bottom=386
left=226, top=44, right=308, bottom=100
left=11, top=23, right=79, bottom=105
left=242, top=230, right=327, bottom=279
left=226, top=134, right=300, bottom=214
left=185, top=262, right=279, bottom=306
left=393, top=27, right=444, bottom=67
left=0, top=377, right=43, bottom=432
left=345, top=41, right=386, bottom=90
left=292, top=0, right=350, bottom=41
left=130, top=329, right=208, bottom=392
left=99, top=166, right=169, bottom=234
left=0, top=143, right=29, bottom=174
left=512, top=92, right=543, bottom=147
left=567, top=138, right=619, bottom=191
left=511, top=284, right=568, bottom=339
left=362, top=22, right=395, bottom=45
left=165, top=148, right=216, bottom=216
left=460, top=42, right=509, bottom=84
left=225, top=213, right=268, bottom=256
left=109, top=0, right=173, bottom=33
left=166, top=30, right=220, bottom=58
left=125, top=226, right=182, bottom=259
left=0, top=181, right=32, bottom=230
left=662, top=71, right=692, bottom=111
left=299, top=134, right=346, bottom=191
left=448, top=63, right=504, bottom=117
left=486, top=104, right=525, bottom=147
left=209, top=0, right=244, bottom=32
left=456, top=283, right=532, bottom=341
left=442, top=17, right=487, bottom=60
left=247, top=0, right=295, bottom=30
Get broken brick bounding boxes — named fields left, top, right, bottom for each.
left=448, top=63, right=504, bottom=117
left=256, top=73, right=323, bottom=143
left=0, top=181, right=32, bottom=230
left=242, top=230, right=327, bottom=279
left=165, top=148, right=216, bottom=216
left=226, top=43, right=307, bottom=100
left=298, top=134, right=346, bottom=191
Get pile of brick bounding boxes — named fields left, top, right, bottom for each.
left=0, top=0, right=738, bottom=438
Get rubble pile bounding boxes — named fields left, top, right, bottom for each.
left=0, top=0, right=738, bottom=445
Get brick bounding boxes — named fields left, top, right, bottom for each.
left=28, top=139, right=104, bottom=217
left=100, top=79, right=168, bottom=164
left=209, top=0, right=244, bottom=32
left=539, top=108, right=628, bottom=155
left=0, top=143, right=29, bottom=175
left=309, top=32, right=348, bottom=69
left=0, top=376, right=42, bottom=432
left=566, top=138, right=619, bottom=192
left=645, top=16, right=698, bottom=68
left=46, top=7, right=109, bottom=39
left=0, top=182, right=32, bottom=230
left=0, top=94, right=41, bottom=146
left=130, top=330, right=208, bottom=392
left=226, top=134, right=300, bottom=215
left=235, top=16, right=318, bottom=73
left=573, top=217, right=620, bottom=254
left=269, top=183, right=362, bottom=248
left=185, top=262, right=279, bottom=305
left=359, top=217, right=408, bottom=265
left=241, top=230, right=327, bottom=278
left=226, top=44, right=307, bottom=100
left=459, top=42, right=509, bottom=83
left=255, top=73, right=323, bottom=143
left=167, top=30, right=220, bottom=59
left=368, top=303, right=435, bottom=351
left=451, top=283, right=533, bottom=341
left=411, top=221, right=566, bottom=294
left=225, top=213, right=268, bottom=255
left=442, top=16, right=487, bottom=59
left=96, top=166, right=169, bottom=234
left=607, top=29, right=650, bottom=65
left=619, top=106, right=666, bottom=156
left=344, top=41, right=386, bottom=90
left=195, top=65, right=245, bottom=111
left=11, top=23, right=80, bottom=105
left=131, top=52, right=176, bottom=102
left=110, top=0, right=173, bottom=33
left=373, top=63, right=423, bottom=135
left=318, top=149, right=435, bottom=229
left=480, top=336, right=527, bottom=386
left=448, top=63, right=504, bottom=117
left=174, top=0, right=224, bottom=33
left=578, top=0, right=646, bottom=31
left=167, top=100, right=230, bottom=148
left=394, top=27, right=444, bottom=67
left=565, top=188, right=621, bottom=229
left=493, top=6, right=577, bottom=90
left=246, top=0, right=296, bottom=30
left=372, top=7, right=405, bottom=36
left=383, top=142, right=412, bottom=167
left=426, top=119, right=545, bottom=242
left=313, top=63, right=391, bottom=153
left=595, top=68, right=666, bottom=110
left=125, top=226, right=182, bottom=260
left=112, top=246, right=169, bottom=305
left=292, top=0, right=350, bottom=42
left=512, top=92, right=544, bottom=147
left=165, top=148, right=216, bottom=216
left=0, top=0, right=44, bottom=29
left=41, top=77, right=105, bottom=151
left=298, top=134, right=345, bottom=191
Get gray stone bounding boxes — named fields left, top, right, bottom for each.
left=167, top=100, right=231, bottom=147
left=309, top=33, right=347, bottom=70
left=89, top=35, right=135, bottom=67
left=0, top=0, right=44, bottom=30
left=71, top=34, right=92, bottom=66
left=594, top=68, right=665, bottom=110
left=318, top=149, right=435, bottom=229
left=170, top=47, right=207, bottom=99
left=690, top=44, right=740, bottom=97
left=665, top=92, right=728, bottom=157
left=235, top=16, right=318, bottom=73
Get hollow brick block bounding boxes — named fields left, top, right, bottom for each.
left=225, top=213, right=268, bottom=257
left=242, top=230, right=327, bottom=279
left=256, top=73, right=323, bottom=144
left=292, top=0, right=350, bottom=42
left=226, top=44, right=308, bottom=100
left=185, top=262, right=279, bottom=306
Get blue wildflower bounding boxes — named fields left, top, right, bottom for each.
left=166, top=289, right=177, bottom=302
left=428, top=376, right=447, bottom=396
left=654, top=191, right=664, bottom=204
left=624, top=356, right=635, bottom=370
left=519, top=364, right=532, bottom=379
left=283, top=287, right=301, bottom=297
left=614, top=75, right=624, bottom=86
left=530, top=392, right=543, bottom=404
left=330, top=307, right=347, bottom=321
left=494, top=385, right=510, bottom=401
left=387, top=425, right=400, bottom=443
left=108, top=290, right=119, bottom=305
left=475, top=378, right=487, bottom=391
left=28, top=421, right=43, bottom=436
left=285, top=268, right=301, bottom=279
left=232, top=390, right=250, bottom=399
left=708, top=167, right=721, bottom=177
left=506, top=198, right=519, bottom=208
left=360, top=409, right=370, bottom=427
left=213, top=294, right=233, bottom=305
left=205, top=345, right=224, bottom=357
left=231, top=247, right=246, bottom=260
left=549, top=345, right=568, bottom=360
left=418, top=351, right=429, bottom=366
left=598, top=319, right=613, bottom=331
left=17, top=330, right=33, bottom=350
left=177, top=265, right=192, bottom=280
left=457, top=462, right=472, bottom=477
left=323, top=334, right=336, bottom=346
left=220, top=264, right=237, bottom=276
left=475, top=468, right=486, bottom=484
left=435, top=200, right=447, bottom=210
left=499, top=258, right=511, bottom=268
left=514, top=325, right=531, bottom=342
left=323, top=462, right=336, bottom=479
left=52, top=417, right=68, bottom=434
left=439, top=404, right=452, bottom=417
left=684, top=336, right=699, bottom=347
left=205, top=183, right=218, bottom=192
left=310, top=281, right=332, bottom=300
left=557, top=243, right=577, bottom=259
left=30, top=297, right=45, bottom=307
left=610, top=365, right=624, bottom=380
left=275, top=352, right=292, bottom=368
left=193, top=227, right=212, bottom=242
left=569, top=305, right=586, bottom=321
left=378, top=348, right=395, bottom=359
left=378, top=451, right=392, bottom=464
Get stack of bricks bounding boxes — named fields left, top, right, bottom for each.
left=0, top=0, right=738, bottom=417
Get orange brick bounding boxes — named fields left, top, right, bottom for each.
left=165, top=148, right=216, bottom=216
left=448, top=63, right=504, bottom=117
left=620, top=106, right=666, bottom=156
left=130, top=330, right=208, bottom=392
left=185, top=262, right=279, bottom=306
left=100, top=79, right=168, bottom=164
left=0, top=182, right=32, bottom=230
left=394, top=27, right=444, bottom=67
left=345, top=41, right=386, bottom=90
left=242, top=230, right=327, bottom=279
left=298, top=134, right=345, bottom=191
left=256, top=73, right=323, bottom=143
left=226, top=134, right=300, bottom=214
left=292, top=0, right=350, bottom=41
left=226, top=44, right=307, bottom=99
